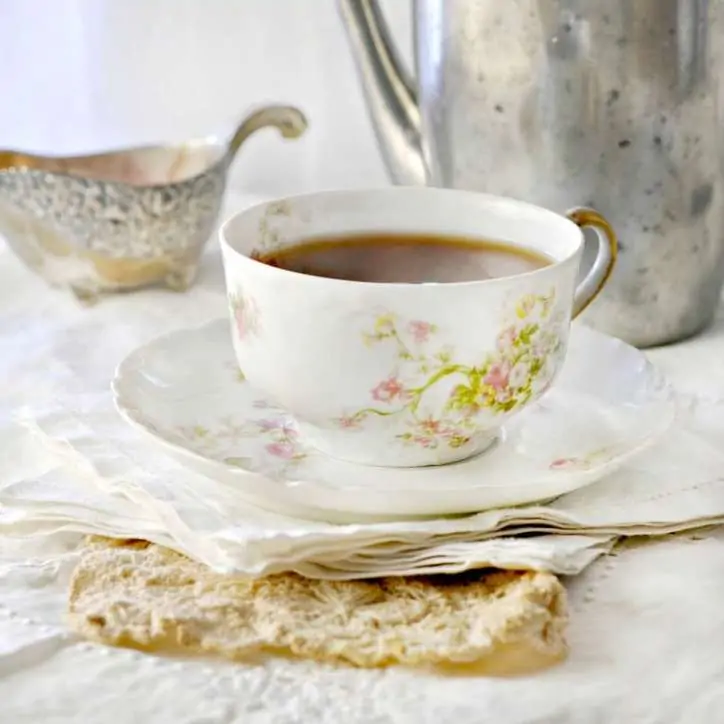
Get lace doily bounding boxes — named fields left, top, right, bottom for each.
left=68, top=537, right=567, bottom=671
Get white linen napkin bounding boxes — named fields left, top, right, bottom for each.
left=1, top=385, right=723, bottom=579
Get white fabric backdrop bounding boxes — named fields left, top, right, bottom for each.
left=0, top=0, right=412, bottom=194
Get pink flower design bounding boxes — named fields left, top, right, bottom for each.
left=265, top=441, right=297, bottom=459
left=255, top=417, right=297, bottom=438
left=256, top=417, right=283, bottom=432
left=497, top=325, right=517, bottom=352
left=484, top=362, right=510, bottom=391
left=371, top=376, right=407, bottom=402
left=401, top=417, right=468, bottom=450
left=550, top=448, right=612, bottom=472
left=408, top=320, right=434, bottom=343
left=411, top=435, right=437, bottom=449
left=234, top=304, right=248, bottom=339
left=337, top=415, right=361, bottom=429
left=231, top=293, right=259, bottom=340
left=417, top=417, right=443, bottom=435
left=550, top=457, right=576, bottom=470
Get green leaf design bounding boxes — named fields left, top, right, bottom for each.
left=345, top=293, right=562, bottom=451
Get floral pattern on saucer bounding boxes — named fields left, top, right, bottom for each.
left=112, top=319, right=676, bottom=521
left=169, top=410, right=306, bottom=475
left=549, top=443, right=632, bottom=472
left=336, top=290, right=565, bottom=451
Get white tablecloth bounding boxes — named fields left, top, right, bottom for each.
left=2, top=192, right=724, bottom=723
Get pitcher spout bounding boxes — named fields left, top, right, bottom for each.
left=337, top=0, right=427, bottom=186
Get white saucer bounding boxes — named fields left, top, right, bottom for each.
left=112, top=319, right=675, bottom=522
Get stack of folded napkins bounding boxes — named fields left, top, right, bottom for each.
left=2, top=388, right=724, bottom=580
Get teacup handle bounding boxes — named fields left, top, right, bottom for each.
left=566, top=207, right=618, bottom=319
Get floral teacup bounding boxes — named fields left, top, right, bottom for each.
left=220, top=188, right=616, bottom=468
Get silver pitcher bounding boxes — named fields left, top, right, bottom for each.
left=338, top=0, right=724, bottom=347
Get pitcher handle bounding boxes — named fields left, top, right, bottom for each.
left=566, top=207, right=618, bottom=318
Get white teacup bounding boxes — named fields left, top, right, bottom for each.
left=220, top=188, right=616, bottom=468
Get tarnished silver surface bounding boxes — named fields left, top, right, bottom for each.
left=0, top=105, right=307, bottom=303
left=338, top=0, right=724, bottom=347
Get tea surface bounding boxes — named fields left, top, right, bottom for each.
left=255, top=232, right=551, bottom=283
